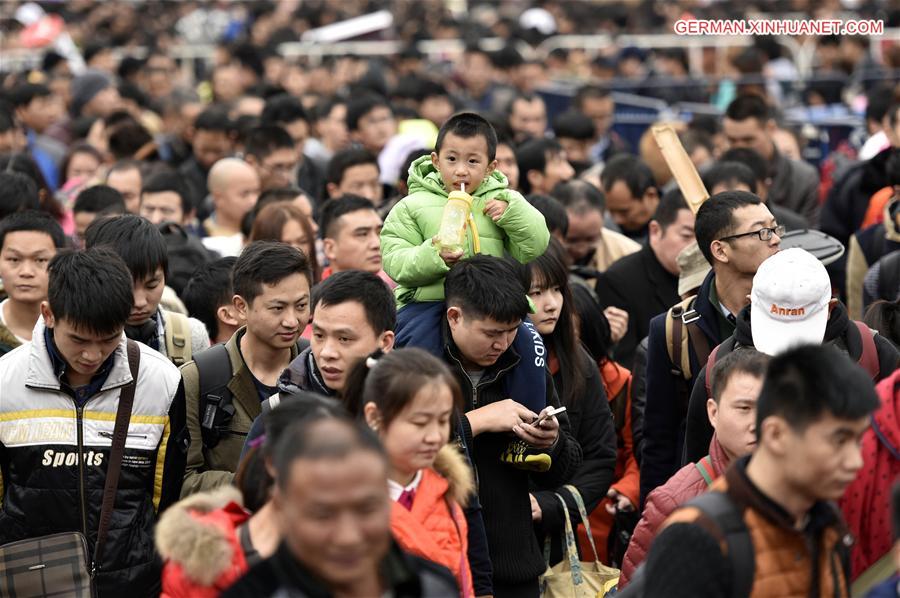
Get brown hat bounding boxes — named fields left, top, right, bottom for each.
left=677, top=241, right=711, bottom=297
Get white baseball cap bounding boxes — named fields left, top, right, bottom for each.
left=750, top=248, right=832, bottom=356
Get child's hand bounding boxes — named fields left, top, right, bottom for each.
left=484, top=199, right=508, bottom=222
left=432, top=236, right=464, bottom=266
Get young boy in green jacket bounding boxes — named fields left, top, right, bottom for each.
left=381, top=112, right=554, bottom=469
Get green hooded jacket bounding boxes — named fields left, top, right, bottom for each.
left=381, top=155, right=550, bottom=305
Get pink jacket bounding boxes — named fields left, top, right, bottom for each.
left=619, top=436, right=730, bottom=588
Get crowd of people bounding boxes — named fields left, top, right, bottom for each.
left=2, top=1, right=900, bottom=598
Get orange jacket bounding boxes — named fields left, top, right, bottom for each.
left=576, top=359, right=640, bottom=562
left=390, top=445, right=475, bottom=598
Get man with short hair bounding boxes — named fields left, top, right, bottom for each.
left=620, top=349, right=769, bottom=587
left=105, top=160, right=144, bottom=213
left=222, top=416, right=458, bottom=597
left=178, top=106, right=233, bottom=206
left=243, top=125, right=299, bottom=191
left=600, top=154, right=660, bottom=242
left=723, top=94, right=820, bottom=225
left=0, top=247, right=187, bottom=596
left=641, top=190, right=781, bottom=503
left=320, top=194, right=385, bottom=277
left=347, top=92, right=397, bottom=158
left=597, top=189, right=696, bottom=368
left=180, top=241, right=313, bottom=495
left=261, top=94, right=323, bottom=198
left=72, top=184, right=126, bottom=243
left=573, top=85, right=629, bottom=164
left=441, top=255, right=582, bottom=598
left=507, top=93, right=547, bottom=142
left=139, top=169, right=195, bottom=227
left=0, top=210, right=67, bottom=355
left=10, top=82, right=66, bottom=190
left=642, top=344, right=878, bottom=598
left=181, top=256, right=241, bottom=345
left=325, top=147, right=384, bottom=206
left=516, top=137, right=575, bottom=196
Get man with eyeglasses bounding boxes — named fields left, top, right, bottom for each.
left=243, top=125, right=300, bottom=191
left=640, top=191, right=781, bottom=506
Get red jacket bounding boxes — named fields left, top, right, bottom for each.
left=618, top=435, right=730, bottom=588
left=390, top=445, right=475, bottom=598
left=156, top=487, right=251, bottom=598
left=840, top=368, right=900, bottom=579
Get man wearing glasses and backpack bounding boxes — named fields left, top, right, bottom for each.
left=641, top=191, right=781, bottom=505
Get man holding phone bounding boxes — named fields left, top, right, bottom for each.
left=435, top=255, right=583, bottom=598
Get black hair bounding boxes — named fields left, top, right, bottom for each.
left=573, top=84, right=611, bottom=112
left=345, top=92, right=392, bottom=132
left=863, top=299, right=900, bottom=349
left=445, top=255, right=529, bottom=323
left=48, top=247, right=134, bottom=336
left=107, top=158, right=143, bottom=178
left=0, top=209, right=66, bottom=250
left=320, top=194, right=376, bottom=239
left=552, top=111, right=596, bottom=141
left=73, top=185, right=126, bottom=216
left=703, top=161, right=759, bottom=195
left=0, top=105, right=15, bottom=133
left=236, top=391, right=344, bottom=511
left=756, top=345, right=879, bottom=437
left=311, top=270, right=396, bottom=335
left=526, top=239, right=587, bottom=404
left=106, top=120, right=156, bottom=162
left=416, top=79, right=451, bottom=103
left=552, top=179, right=605, bottom=213
left=709, top=349, right=770, bottom=404
left=0, top=172, right=40, bottom=220
left=866, top=85, right=894, bottom=124
left=516, top=137, right=563, bottom=195
left=262, top=94, right=309, bottom=126
left=141, top=169, right=193, bottom=215
left=719, top=147, right=768, bottom=185
left=653, top=188, right=690, bottom=231
left=243, top=125, right=295, bottom=161
left=398, top=148, right=431, bottom=187
left=232, top=241, right=312, bottom=305
left=570, top=283, right=612, bottom=361
left=506, top=92, right=544, bottom=116
left=193, top=106, right=232, bottom=133
left=342, top=348, right=464, bottom=430
left=182, top=256, right=237, bottom=341
left=59, top=143, right=103, bottom=186
left=527, top=194, right=569, bottom=237
left=9, top=82, right=51, bottom=108
left=680, top=129, right=714, bottom=158
left=725, top=94, right=771, bottom=124
left=600, top=154, right=657, bottom=199
left=313, top=95, right=346, bottom=122
left=83, top=214, right=169, bottom=283
left=326, top=148, right=379, bottom=187
left=435, top=112, right=498, bottom=162
left=695, top=190, right=763, bottom=265
left=273, top=416, right=385, bottom=491
left=886, top=150, right=900, bottom=188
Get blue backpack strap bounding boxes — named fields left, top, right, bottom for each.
left=686, top=491, right=755, bottom=598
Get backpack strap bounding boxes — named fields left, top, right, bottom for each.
left=686, top=491, right=755, bottom=598
left=704, top=343, right=722, bottom=401
left=693, top=455, right=716, bottom=487
left=853, top=320, right=880, bottom=380
left=193, top=343, right=234, bottom=450
left=666, top=296, right=696, bottom=380
left=162, top=310, right=191, bottom=366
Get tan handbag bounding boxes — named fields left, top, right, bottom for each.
left=540, top=485, right=620, bottom=598
left=0, top=341, right=140, bottom=598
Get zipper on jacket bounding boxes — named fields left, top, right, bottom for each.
left=98, top=431, right=146, bottom=439
left=76, top=403, right=88, bottom=538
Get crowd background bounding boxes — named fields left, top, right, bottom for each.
left=2, top=1, right=900, bottom=598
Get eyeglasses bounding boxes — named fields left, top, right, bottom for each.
left=718, top=224, right=785, bottom=243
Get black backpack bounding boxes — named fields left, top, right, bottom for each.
left=616, top=491, right=755, bottom=598
left=158, top=222, right=219, bottom=297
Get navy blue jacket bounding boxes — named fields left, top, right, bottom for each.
left=640, top=270, right=728, bottom=505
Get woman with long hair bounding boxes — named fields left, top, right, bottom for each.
left=524, top=238, right=617, bottom=564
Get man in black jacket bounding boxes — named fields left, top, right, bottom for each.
left=223, top=416, right=459, bottom=598
left=440, top=255, right=582, bottom=598
left=683, top=248, right=899, bottom=463
left=597, top=188, right=696, bottom=369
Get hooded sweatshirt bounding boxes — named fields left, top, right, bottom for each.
left=381, top=155, right=549, bottom=306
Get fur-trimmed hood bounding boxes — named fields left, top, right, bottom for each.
left=155, top=486, right=248, bottom=587
left=432, top=444, right=475, bottom=507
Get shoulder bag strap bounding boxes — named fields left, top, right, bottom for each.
left=92, top=340, right=140, bottom=577
left=693, top=455, right=716, bottom=487
left=853, top=320, right=880, bottom=380
left=687, top=491, right=755, bottom=598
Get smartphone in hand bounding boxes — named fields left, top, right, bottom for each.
left=531, top=406, right=566, bottom=427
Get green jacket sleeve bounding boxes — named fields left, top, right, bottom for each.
left=494, top=190, right=550, bottom=264
left=381, top=199, right=450, bottom=287
left=179, top=362, right=234, bottom=498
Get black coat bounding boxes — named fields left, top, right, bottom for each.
left=533, top=346, right=618, bottom=564
left=597, top=244, right=680, bottom=370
